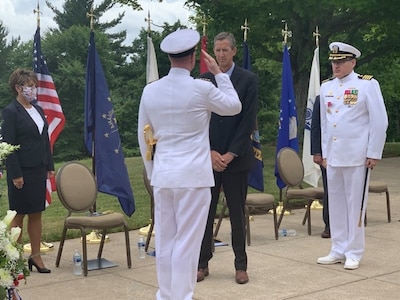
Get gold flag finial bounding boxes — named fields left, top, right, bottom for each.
left=313, top=26, right=321, bottom=47
left=86, top=7, right=96, bottom=31
left=145, top=10, right=152, bottom=34
left=201, top=17, right=207, bottom=37
left=282, top=22, right=292, bottom=46
left=33, top=1, right=41, bottom=28
left=145, top=12, right=163, bottom=33
left=241, top=18, right=250, bottom=42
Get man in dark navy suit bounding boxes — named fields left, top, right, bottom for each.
left=311, top=96, right=330, bottom=238
left=197, top=32, right=258, bottom=285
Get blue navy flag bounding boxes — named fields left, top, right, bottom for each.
left=274, top=45, right=299, bottom=189
left=242, top=40, right=252, bottom=71
left=84, top=31, right=135, bottom=217
left=243, top=40, right=264, bottom=191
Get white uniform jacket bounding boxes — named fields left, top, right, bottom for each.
left=320, top=71, right=388, bottom=167
left=138, top=67, right=241, bottom=188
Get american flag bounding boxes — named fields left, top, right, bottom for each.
left=33, top=27, right=65, bottom=206
left=199, top=35, right=208, bottom=74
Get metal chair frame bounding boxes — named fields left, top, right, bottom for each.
left=55, top=161, right=131, bottom=276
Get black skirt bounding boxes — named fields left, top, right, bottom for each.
left=7, top=165, right=47, bottom=214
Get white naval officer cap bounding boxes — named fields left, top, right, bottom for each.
left=160, top=28, right=200, bottom=58
left=329, top=42, right=361, bottom=60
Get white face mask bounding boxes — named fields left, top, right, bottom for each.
left=21, top=86, right=37, bottom=102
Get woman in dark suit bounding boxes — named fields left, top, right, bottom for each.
left=2, top=68, right=54, bottom=273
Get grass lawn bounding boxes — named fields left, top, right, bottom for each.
left=1, top=142, right=399, bottom=244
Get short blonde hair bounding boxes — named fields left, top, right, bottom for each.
left=9, top=68, right=38, bottom=97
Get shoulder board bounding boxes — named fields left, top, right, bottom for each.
left=198, top=77, right=211, bottom=82
left=358, top=74, right=373, bottom=80
left=322, top=76, right=335, bottom=83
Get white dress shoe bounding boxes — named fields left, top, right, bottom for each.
left=344, top=258, right=360, bottom=270
left=317, top=255, right=344, bottom=265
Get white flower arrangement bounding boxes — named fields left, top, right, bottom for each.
left=0, top=210, right=29, bottom=299
left=0, top=140, right=26, bottom=299
left=0, top=142, right=20, bottom=165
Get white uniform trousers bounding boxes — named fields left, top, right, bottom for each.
left=154, top=187, right=211, bottom=300
left=327, top=165, right=370, bottom=261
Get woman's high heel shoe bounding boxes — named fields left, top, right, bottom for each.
left=28, top=257, right=51, bottom=273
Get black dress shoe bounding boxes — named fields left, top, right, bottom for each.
left=28, top=257, right=51, bottom=273
left=321, top=230, right=331, bottom=238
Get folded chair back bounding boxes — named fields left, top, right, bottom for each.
left=276, top=147, right=323, bottom=235
left=277, top=147, right=304, bottom=187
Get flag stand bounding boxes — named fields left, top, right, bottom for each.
left=310, top=200, right=323, bottom=209
left=84, top=231, right=116, bottom=271
left=82, top=8, right=135, bottom=271
left=269, top=201, right=291, bottom=215
left=84, top=10, right=117, bottom=272
left=87, top=258, right=117, bottom=271
left=84, top=230, right=110, bottom=244
left=139, top=223, right=155, bottom=237
left=23, top=241, right=54, bottom=253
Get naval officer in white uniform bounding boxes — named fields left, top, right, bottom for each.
left=317, top=42, right=388, bottom=270
left=138, top=29, right=241, bottom=300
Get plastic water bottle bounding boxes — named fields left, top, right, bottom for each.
left=73, top=250, right=82, bottom=275
left=278, top=229, right=296, bottom=237
left=138, top=236, right=146, bottom=259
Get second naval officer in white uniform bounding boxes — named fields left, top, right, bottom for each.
left=317, top=42, right=388, bottom=270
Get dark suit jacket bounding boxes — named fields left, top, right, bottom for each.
left=1, top=100, right=54, bottom=180
left=201, top=65, right=258, bottom=172
left=311, top=96, right=321, bottom=156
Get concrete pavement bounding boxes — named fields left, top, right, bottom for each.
left=17, top=157, right=400, bottom=299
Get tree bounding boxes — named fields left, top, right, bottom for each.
left=114, top=20, right=190, bottom=155
left=0, top=21, right=12, bottom=108
left=0, top=21, right=22, bottom=111
left=187, top=0, right=400, bottom=142
left=40, top=0, right=137, bottom=160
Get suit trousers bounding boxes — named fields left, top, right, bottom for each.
left=327, top=165, right=370, bottom=261
left=154, top=187, right=211, bottom=300
left=198, top=170, right=248, bottom=271
left=320, top=166, right=329, bottom=231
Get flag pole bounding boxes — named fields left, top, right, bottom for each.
left=140, top=11, right=156, bottom=239
left=145, top=10, right=151, bottom=34
left=202, top=16, right=207, bottom=37
left=281, top=22, right=292, bottom=48
left=24, top=0, right=56, bottom=254
left=240, top=21, right=264, bottom=187
left=86, top=7, right=96, bottom=175
left=85, top=8, right=110, bottom=245
left=309, top=26, right=324, bottom=210
left=199, top=16, right=208, bottom=74
left=313, top=26, right=320, bottom=47
left=274, top=22, right=293, bottom=216
left=240, top=18, right=249, bottom=42
left=34, top=1, right=40, bottom=27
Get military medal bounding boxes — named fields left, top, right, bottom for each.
left=327, top=101, right=332, bottom=113
left=344, top=89, right=358, bottom=106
